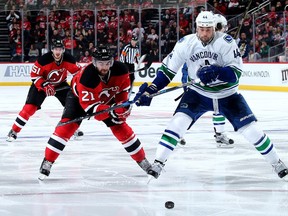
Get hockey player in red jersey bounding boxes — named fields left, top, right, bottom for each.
left=38, top=45, right=151, bottom=180
left=6, top=39, right=84, bottom=142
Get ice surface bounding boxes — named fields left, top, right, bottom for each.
left=1, top=86, right=288, bottom=216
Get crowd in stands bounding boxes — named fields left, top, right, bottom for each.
left=4, top=0, right=288, bottom=63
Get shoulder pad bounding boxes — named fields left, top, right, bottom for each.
left=63, top=53, right=77, bottom=64
left=110, top=61, right=129, bottom=76
left=79, top=64, right=101, bottom=88
left=37, top=52, right=54, bottom=66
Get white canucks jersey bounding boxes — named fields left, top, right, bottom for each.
left=161, top=32, right=243, bottom=99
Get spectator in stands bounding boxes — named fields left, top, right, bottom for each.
left=259, top=40, right=270, bottom=59
left=146, top=28, right=158, bottom=43
left=179, top=14, right=189, bottom=30
left=48, top=21, right=57, bottom=38
left=76, top=34, right=88, bottom=54
left=84, top=29, right=95, bottom=44
left=6, top=5, right=20, bottom=31
left=28, top=43, right=39, bottom=62
left=88, top=42, right=95, bottom=53
left=36, top=10, right=46, bottom=30
left=63, top=30, right=77, bottom=55
left=213, top=1, right=227, bottom=15
left=79, top=50, right=92, bottom=63
left=11, top=41, right=22, bottom=62
left=183, top=6, right=193, bottom=20
left=83, top=15, right=93, bottom=31
left=238, top=39, right=250, bottom=62
left=226, top=0, right=240, bottom=15
left=41, top=43, right=49, bottom=55
left=108, top=16, right=118, bottom=36
left=132, top=22, right=145, bottom=42
left=161, top=27, right=175, bottom=57
left=50, top=29, right=62, bottom=45
left=248, top=49, right=262, bottom=62
left=162, top=9, right=171, bottom=25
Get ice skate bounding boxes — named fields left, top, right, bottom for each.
left=72, top=129, right=84, bottom=140
left=38, top=158, right=54, bottom=181
left=214, top=128, right=234, bottom=148
left=147, top=160, right=165, bottom=183
left=137, top=158, right=152, bottom=173
left=272, top=159, right=288, bottom=181
left=179, top=138, right=186, bottom=145
left=6, top=129, right=17, bottom=142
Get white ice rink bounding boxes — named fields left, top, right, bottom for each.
left=1, top=86, right=288, bottom=216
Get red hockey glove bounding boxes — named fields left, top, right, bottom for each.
left=41, top=82, right=55, bottom=96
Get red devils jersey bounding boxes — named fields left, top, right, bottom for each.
left=30, top=51, right=81, bottom=87
left=71, top=61, right=130, bottom=114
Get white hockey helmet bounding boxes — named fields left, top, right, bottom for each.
left=196, top=11, right=215, bottom=28
left=214, top=14, right=228, bottom=32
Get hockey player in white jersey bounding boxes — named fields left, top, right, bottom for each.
left=179, top=13, right=234, bottom=147
left=134, top=11, right=288, bottom=181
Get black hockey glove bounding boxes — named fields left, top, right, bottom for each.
left=196, top=65, right=220, bottom=85
left=133, top=82, right=158, bottom=106
left=109, top=103, right=132, bottom=124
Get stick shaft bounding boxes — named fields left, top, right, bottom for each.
left=58, top=82, right=192, bottom=126
left=234, top=0, right=253, bottom=39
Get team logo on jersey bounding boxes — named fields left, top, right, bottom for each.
left=224, top=35, right=233, bottom=43
left=47, top=69, right=65, bottom=84
left=99, top=86, right=119, bottom=103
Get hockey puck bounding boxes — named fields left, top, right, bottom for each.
left=165, top=201, right=174, bottom=209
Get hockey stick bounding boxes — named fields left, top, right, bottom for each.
left=58, top=101, right=133, bottom=126
left=135, top=54, right=147, bottom=71
left=58, top=82, right=193, bottom=126
left=234, top=0, right=253, bottom=39
left=148, top=82, right=192, bottom=98
left=130, top=53, right=153, bottom=74
left=55, top=86, right=70, bottom=91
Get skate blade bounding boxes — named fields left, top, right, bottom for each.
left=38, top=174, right=47, bottom=181
left=6, top=137, right=16, bottom=142
left=281, top=174, right=288, bottom=182
left=147, top=175, right=155, bottom=184
left=217, top=144, right=235, bottom=149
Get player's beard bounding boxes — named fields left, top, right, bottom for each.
left=197, top=33, right=214, bottom=46
left=99, top=69, right=109, bottom=76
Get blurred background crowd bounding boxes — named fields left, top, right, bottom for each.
left=0, top=0, right=287, bottom=63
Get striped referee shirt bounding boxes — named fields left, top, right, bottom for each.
left=119, top=43, right=140, bottom=64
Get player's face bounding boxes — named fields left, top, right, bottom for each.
left=52, top=47, right=64, bottom=61
left=197, top=27, right=214, bottom=44
left=95, top=60, right=113, bottom=76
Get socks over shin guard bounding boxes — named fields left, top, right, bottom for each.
left=110, top=123, right=145, bottom=162
left=44, top=120, right=79, bottom=162
left=241, top=123, right=280, bottom=164
left=12, top=104, right=38, bottom=132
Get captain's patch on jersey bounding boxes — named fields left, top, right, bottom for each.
left=224, top=35, right=233, bottom=43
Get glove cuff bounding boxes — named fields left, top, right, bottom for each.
left=147, top=83, right=158, bottom=94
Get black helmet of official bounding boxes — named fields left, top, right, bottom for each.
left=92, top=45, right=114, bottom=67
left=51, top=39, right=64, bottom=50
left=131, top=34, right=138, bottom=41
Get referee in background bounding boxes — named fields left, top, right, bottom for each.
left=119, top=35, right=140, bottom=93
